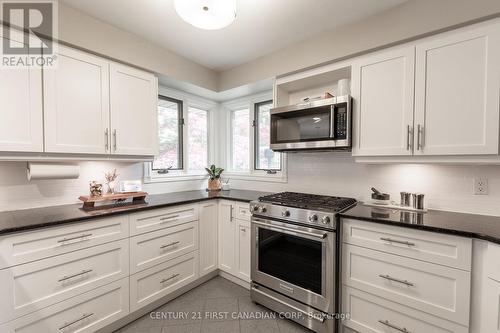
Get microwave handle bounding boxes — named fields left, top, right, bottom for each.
left=330, top=105, right=336, bottom=139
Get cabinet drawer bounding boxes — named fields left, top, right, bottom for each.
left=130, top=251, right=198, bottom=312
left=342, top=244, right=470, bottom=325
left=342, top=218, right=472, bottom=270
left=130, top=221, right=198, bottom=274
left=0, top=215, right=129, bottom=269
left=0, top=278, right=129, bottom=333
left=234, top=202, right=251, bottom=221
left=130, top=205, right=198, bottom=236
left=0, top=239, right=129, bottom=323
left=342, top=286, right=468, bottom=333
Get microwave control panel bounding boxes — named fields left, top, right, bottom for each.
left=334, top=104, right=348, bottom=139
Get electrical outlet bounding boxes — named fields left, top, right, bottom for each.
left=474, top=177, right=488, bottom=195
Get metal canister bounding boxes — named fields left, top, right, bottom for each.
left=415, top=193, right=425, bottom=210
left=400, top=192, right=411, bottom=207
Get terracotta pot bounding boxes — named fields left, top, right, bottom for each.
left=207, top=178, right=222, bottom=191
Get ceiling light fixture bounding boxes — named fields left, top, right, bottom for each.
left=174, top=0, right=236, bottom=30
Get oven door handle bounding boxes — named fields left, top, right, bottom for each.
left=252, top=220, right=328, bottom=239
left=252, top=285, right=326, bottom=323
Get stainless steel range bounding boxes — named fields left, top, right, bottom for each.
left=250, top=192, right=356, bottom=333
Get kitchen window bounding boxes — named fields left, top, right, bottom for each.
left=224, top=93, right=286, bottom=182
left=146, top=89, right=215, bottom=182
left=254, top=100, right=281, bottom=171
left=153, top=96, right=183, bottom=171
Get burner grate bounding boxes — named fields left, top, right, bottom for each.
left=258, top=192, right=357, bottom=212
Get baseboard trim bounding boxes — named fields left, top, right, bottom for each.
left=218, top=270, right=250, bottom=289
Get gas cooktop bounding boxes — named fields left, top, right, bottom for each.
left=258, top=191, right=357, bottom=213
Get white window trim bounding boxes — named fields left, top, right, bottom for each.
left=222, top=91, right=288, bottom=183
left=145, top=86, right=217, bottom=183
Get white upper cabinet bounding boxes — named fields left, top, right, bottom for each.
left=44, top=45, right=110, bottom=154
left=0, top=30, right=43, bottom=152
left=110, top=63, right=158, bottom=156
left=414, top=21, right=500, bottom=155
left=352, top=46, right=415, bottom=156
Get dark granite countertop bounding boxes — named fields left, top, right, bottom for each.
left=340, top=204, right=500, bottom=245
left=0, top=190, right=270, bottom=236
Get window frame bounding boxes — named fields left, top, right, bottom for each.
left=254, top=99, right=281, bottom=172
left=153, top=95, right=184, bottom=172
left=223, top=92, right=287, bottom=183
left=145, top=87, right=216, bottom=183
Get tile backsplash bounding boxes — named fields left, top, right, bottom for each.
left=1, top=155, right=500, bottom=217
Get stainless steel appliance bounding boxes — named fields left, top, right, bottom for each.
left=270, top=96, right=352, bottom=152
left=250, top=192, right=357, bottom=333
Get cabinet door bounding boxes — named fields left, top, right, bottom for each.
left=110, top=63, right=158, bottom=156
left=43, top=45, right=110, bottom=154
left=414, top=22, right=500, bottom=155
left=352, top=45, right=415, bottom=156
left=218, top=201, right=236, bottom=274
left=237, top=222, right=251, bottom=282
left=485, top=278, right=500, bottom=333
left=199, top=203, right=218, bottom=276
left=0, top=30, right=43, bottom=152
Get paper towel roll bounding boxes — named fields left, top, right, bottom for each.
left=27, top=163, right=80, bottom=181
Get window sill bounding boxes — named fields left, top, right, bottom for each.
left=144, top=173, right=207, bottom=184
left=223, top=171, right=288, bottom=183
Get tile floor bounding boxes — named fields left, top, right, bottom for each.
left=114, top=277, right=313, bottom=333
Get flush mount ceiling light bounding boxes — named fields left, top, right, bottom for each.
left=174, top=0, right=236, bottom=30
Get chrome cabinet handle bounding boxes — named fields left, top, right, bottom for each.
left=160, top=214, right=180, bottom=221
left=105, top=128, right=109, bottom=151
left=160, top=273, right=180, bottom=284
left=406, top=125, right=413, bottom=151
left=417, top=124, right=424, bottom=150
left=252, top=221, right=327, bottom=239
left=378, top=320, right=412, bottom=333
left=113, top=129, right=117, bottom=151
left=57, top=233, right=93, bottom=245
left=58, top=269, right=93, bottom=282
left=59, top=313, right=94, bottom=330
left=160, top=241, right=180, bottom=249
left=230, top=205, right=234, bottom=221
left=379, top=274, right=414, bottom=287
left=380, top=237, right=415, bottom=246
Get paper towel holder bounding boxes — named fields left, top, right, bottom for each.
left=27, top=162, right=81, bottom=181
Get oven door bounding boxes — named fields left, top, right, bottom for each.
left=251, top=217, right=335, bottom=314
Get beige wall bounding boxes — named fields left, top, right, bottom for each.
left=58, top=3, right=218, bottom=91
left=218, top=0, right=500, bottom=91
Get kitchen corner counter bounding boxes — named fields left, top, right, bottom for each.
left=0, top=189, right=270, bottom=236
left=340, top=204, right=500, bottom=245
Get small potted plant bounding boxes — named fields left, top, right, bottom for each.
left=205, top=164, right=224, bottom=191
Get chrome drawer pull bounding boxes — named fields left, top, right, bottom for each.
left=160, top=214, right=180, bottom=221
left=160, top=241, right=180, bottom=249
left=59, top=313, right=94, bottom=330
left=58, top=233, right=93, bottom=244
left=378, top=320, right=411, bottom=333
left=58, top=269, right=93, bottom=282
left=160, top=273, right=180, bottom=284
left=380, top=237, right=415, bottom=246
left=379, top=274, right=414, bottom=287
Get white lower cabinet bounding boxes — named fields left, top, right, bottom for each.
left=130, top=251, right=198, bottom=312
left=199, top=202, right=218, bottom=276
left=237, top=221, right=251, bottom=282
left=0, top=239, right=129, bottom=324
left=484, top=277, right=500, bottom=333
left=129, top=221, right=198, bottom=274
left=343, top=286, right=469, bottom=333
left=218, top=200, right=251, bottom=283
left=0, top=278, right=129, bottom=333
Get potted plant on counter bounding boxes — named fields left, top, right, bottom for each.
left=205, top=164, right=224, bottom=191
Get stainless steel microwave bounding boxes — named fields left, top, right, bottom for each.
left=270, top=96, right=352, bottom=152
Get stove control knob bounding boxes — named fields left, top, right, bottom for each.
left=321, top=216, right=331, bottom=224
left=282, top=210, right=290, bottom=217
left=258, top=206, right=267, bottom=213
left=253, top=205, right=259, bottom=212
left=308, top=214, right=318, bottom=222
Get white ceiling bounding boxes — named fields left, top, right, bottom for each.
left=61, top=0, right=407, bottom=71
